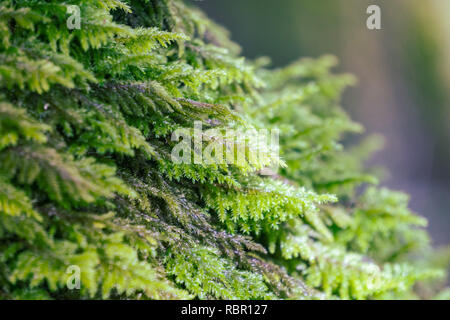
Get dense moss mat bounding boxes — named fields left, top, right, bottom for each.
left=0, top=0, right=449, bottom=299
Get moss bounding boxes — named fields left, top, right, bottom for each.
left=0, top=0, right=447, bottom=299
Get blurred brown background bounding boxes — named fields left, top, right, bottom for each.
left=195, top=0, right=450, bottom=245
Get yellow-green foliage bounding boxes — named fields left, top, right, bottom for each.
left=0, top=0, right=448, bottom=300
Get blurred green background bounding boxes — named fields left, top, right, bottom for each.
left=195, top=0, right=450, bottom=245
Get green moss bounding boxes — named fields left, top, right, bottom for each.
left=0, top=0, right=447, bottom=300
